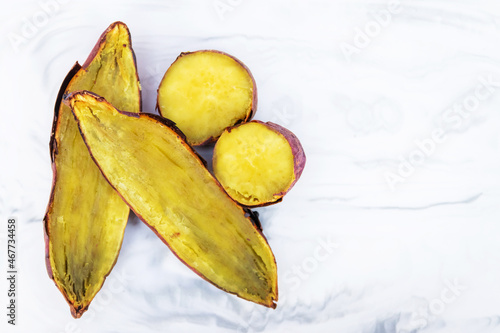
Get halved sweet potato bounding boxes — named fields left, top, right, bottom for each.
left=43, top=22, right=141, bottom=318
left=66, top=91, right=278, bottom=309
left=213, top=121, right=306, bottom=207
left=157, top=50, right=257, bottom=145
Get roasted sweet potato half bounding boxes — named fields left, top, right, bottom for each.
left=66, top=91, right=277, bottom=308
left=43, top=22, right=141, bottom=318
left=157, top=50, right=257, bottom=145
left=213, top=121, right=306, bottom=207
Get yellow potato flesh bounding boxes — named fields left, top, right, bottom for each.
left=214, top=123, right=295, bottom=206
left=68, top=92, right=277, bottom=308
left=45, top=23, right=140, bottom=318
left=157, top=51, right=254, bottom=145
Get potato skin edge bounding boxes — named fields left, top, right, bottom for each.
left=258, top=121, right=306, bottom=193
left=44, top=62, right=82, bottom=284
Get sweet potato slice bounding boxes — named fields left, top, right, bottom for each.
left=213, top=121, right=306, bottom=207
left=157, top=50, right=257, bottom=145
left=43, top=22, right=141, bottom=318
left=66, top=91, right=277, bottom=308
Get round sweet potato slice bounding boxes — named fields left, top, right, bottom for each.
left=157, top=50, right=257, bottom=145
left=213, top=121, right=306, bottom=207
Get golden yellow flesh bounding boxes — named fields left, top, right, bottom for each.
left=214, top=123, right=295, bottom=206
left=157, top=51, right=254, bottom=145
left=69, top=93, right=277, bottom=308
left=45, top=23, right=140, bottom=318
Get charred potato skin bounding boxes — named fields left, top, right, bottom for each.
left=156, top=50, right=257, bottom=145
left=44, top=62, right=82, bottom=282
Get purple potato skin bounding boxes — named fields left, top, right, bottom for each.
left=45, top=62, right=82, bottom=282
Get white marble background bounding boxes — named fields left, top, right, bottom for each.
left=2, top=0, right=500, bottom=332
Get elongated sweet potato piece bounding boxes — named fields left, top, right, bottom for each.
left=66, top=91, right=278, bottom=308
left=43, top=22, right=141, bottom=318
left=213, top=121, right=306, bottom=207
left=157, top=50, right=257, bottom=145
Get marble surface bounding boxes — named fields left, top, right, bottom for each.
left=2, top=0, right=500, bottom=332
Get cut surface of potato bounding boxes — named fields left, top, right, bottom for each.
left=67, top=91, right=278, bottom=309
left=157, top=50, right=256, bottom=145
left=213, top=121, right=305, bottom=207
left=43, top=22, right=141, bottom=318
